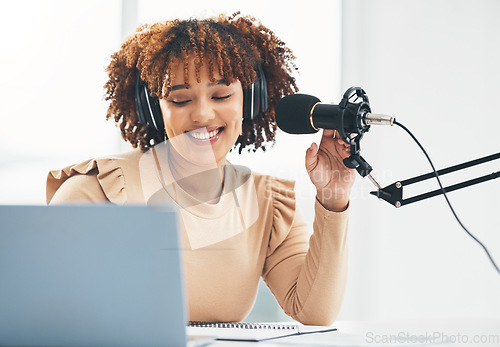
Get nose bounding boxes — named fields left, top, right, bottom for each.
left=190, top=97, right=215, bottom=123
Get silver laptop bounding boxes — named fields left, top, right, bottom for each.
left=0, top=204, right=204, bottom=347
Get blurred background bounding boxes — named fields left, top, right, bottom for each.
left=1, top=0, right=499, bottom=322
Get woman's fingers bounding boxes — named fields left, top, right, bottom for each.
left=305, top=142, right=319, bottom=172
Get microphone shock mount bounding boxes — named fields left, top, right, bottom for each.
left=337, top=87, right=384, bottom=188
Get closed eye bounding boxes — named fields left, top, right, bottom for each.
left=170, top=100, right=191, bottom=105
left=213, top=94, right=231, bottom=100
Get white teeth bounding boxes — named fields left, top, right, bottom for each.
left=188, top=129, right=220, bottom=140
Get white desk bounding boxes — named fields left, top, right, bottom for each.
left=206, top=318, right=500, bottom=346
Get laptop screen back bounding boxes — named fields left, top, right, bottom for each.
left=0, top=204, right=186, bottom=347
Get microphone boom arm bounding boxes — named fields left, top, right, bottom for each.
left=370, top=152, right=500, bottom=207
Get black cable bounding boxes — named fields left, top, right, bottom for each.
left=394, top=120, right=500, bottom=275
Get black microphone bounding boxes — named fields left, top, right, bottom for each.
left=275, top=93, right=394, bottom=136
left=275, top=88, right=395, bottom=179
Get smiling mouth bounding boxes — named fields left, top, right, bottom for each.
left=185, top=127, right=224, bottom=141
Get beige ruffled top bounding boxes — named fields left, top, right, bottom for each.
left=46, top=146, right=349, bottom=325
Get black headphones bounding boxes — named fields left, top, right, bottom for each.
left=134, top=66, right=268, bottom=132
left=242, top=65, right=268, bottom=121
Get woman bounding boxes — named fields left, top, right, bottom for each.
left=46, top=12, right=356, bottom=325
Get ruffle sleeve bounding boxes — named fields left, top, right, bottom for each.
left=46, top=158, right=127, bottom=205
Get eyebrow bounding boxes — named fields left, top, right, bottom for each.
left=170, top=79, right=229, bottom=91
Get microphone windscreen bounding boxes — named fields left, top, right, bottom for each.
left=275, top=94, right=321, bottom=134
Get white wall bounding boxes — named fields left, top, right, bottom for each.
left=0, top=1, right=122, bottom=204
left=340, top=0, right=500, bottom=321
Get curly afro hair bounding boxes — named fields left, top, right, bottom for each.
left=104, top=12, right=298, bottom=152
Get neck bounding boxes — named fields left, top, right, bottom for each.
left=166, top=141, right=225, bottom=203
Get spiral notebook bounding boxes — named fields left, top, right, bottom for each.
left=187, top=321, right=337, bottom=342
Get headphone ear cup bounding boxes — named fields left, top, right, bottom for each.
left=242, top=84, right=252, bottom=120
left=242, top=66, right=268, bottom=121
left=258, top=66, right=268, bottom=114
left=135, top=76, right=149, bottom=126
left=252, top=81, right=260, bottom=118
left=135, top=74, right=163, bottom=132
left=150, top=97, right=164, bottom=132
